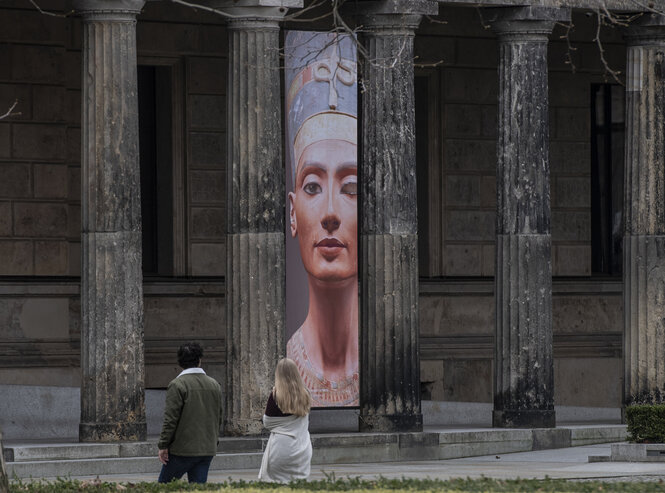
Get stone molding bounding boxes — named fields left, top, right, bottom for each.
left=72, top=0, right=145, bottom=19
left=625, top=13, right=665, bottom=45
left=488, top=6, right=571, bottom=37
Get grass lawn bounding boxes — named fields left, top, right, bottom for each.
left=8, top=477, right=665, bottom=493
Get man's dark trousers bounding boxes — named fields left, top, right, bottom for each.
left=158, top=454, right=214, bottom=483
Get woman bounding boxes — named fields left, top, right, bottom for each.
left=258, top=358, right=313, bottom=483
left=285, top=31, right=359, bottom=407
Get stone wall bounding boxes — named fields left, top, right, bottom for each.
left=416, top=8, right=626, bottom=277
left=0, top=3, right=627, bottom=409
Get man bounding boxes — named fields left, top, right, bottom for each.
left=157, top=342, right=223, bottom=483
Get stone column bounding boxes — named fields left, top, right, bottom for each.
left=623, top=13, right=665, bottom=407
left=218, top=0, right=301, bottom=436
left=357, top=0, right=437, bottom=433
left=74, top=0, right=147, bottom=442
left=490, top=7, right=569, bottom=429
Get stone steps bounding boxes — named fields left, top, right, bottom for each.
left=5, top=425, right=628, bottom=479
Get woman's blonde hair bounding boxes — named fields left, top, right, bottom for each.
left=273, top=358, right=311, bottom=417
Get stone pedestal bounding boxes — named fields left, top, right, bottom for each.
left=357, top=0, right=437, bottom=433
left=490, top=7, right=569, bottom=429
left=74, top=0, right=147, bottom=442
left=623, top=14, right=665, bottom=406
left=220, top=1, right=301, bottom=435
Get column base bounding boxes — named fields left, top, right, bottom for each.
left=359, top=413, right=423, bottom=432
left=492, top=409, right=555, bottom=428
left=79, top=421, right=146, bottom=442
left=224, top=418, right=265, bottom=437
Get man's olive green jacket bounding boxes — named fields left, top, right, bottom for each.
left=158, top=372, right=223, bottom=456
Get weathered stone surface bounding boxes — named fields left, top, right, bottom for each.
left=358, top=4, right=436, bottom=432
left=0, top=125, right=9, bottom=159
left=0, top=241, right=33, bottom=275
left=35, top=240, right=68, bottom=275
left=0, top=163, right=30, bottom=197
left=443, top=359, right=492, bottom=402
left=553, top=245, right=590, bottom=276
left=446, top=175, right=480, bottom=207
left=447, top=211, right=495, bottom=241
left=191, top=207, right=225, bottom=239
left=419, top=295, right=494, bottom=337
left=444, top=245, right=482, bottom=276
left=444, top=104, right=482, bottom=137
left=80, top=232, right=145, bottom=442
left=551, top=211, right=590, bottom=241
left=190, top=242, right=225, bottom=276
left=554, top=357, right=621, bottom=407
left=14, top=203, right=68, bottom=237
left=188, top=95, right=225, bottom=130
left=76, top=0, right=147, bottom=442
left=11, top=124, right=66, bottom=161
left=622, top=15, right=665, bottom=406
left=187, top=57, right=226, bottom=95
left=552, top=177, right=589, bottom=208
left=10, top=45, right=65, bottom=83
left=0, top=202, right=11, bottom=235
left=225, top=13, right=285, bottom=436
left=190, top=170, right=224, bottom=204
left=32, top=85, right=66, bottom=122
left=188, top=132, right=225, bottom=167
left=34, top=164, right=68, bottom=199
left=491, top=6, right=569, bottom=428
left=444, top=139, right=496, bottom=171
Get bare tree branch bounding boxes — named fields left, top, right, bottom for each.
left=0, top=100, right=20, bottom=120
left=29, top=0, right=72, bottom=17
left=594, top=10, right=624, bottom=85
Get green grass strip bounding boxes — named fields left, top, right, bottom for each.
left=8, top=477, right=665, bottom=493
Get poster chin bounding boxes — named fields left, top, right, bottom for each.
left=284, top=31, right=359, bottom=408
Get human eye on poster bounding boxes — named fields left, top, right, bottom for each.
left=284, top=31, right=359, bottom=408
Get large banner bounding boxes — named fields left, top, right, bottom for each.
left=284, top=32, right=359, bottom=407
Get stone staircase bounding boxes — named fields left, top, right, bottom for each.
left=5, top=425, right=628, bottom=480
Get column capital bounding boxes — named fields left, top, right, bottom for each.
left=353, top=0, right=438, bottom=33
left=625, top=13, right=665, bottom=45
left=488, top=6, right=570, bottom=38
left=202, top=0, right=302, bottom=21
left=73, top=0, right=145, bottom=19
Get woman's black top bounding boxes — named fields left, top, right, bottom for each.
left=264, top=392, right=292, bottom=417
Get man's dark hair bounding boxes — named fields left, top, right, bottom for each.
left=177, top=343, right=203, bottom=369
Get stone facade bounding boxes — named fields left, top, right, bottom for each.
left=0, top=0, right=660, bottom=437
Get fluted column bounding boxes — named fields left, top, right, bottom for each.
left=219, top=0, right=301, bottom=435
left=74, top=0, right=146, bottom=442
left=490, top=7, right=569, bottom=429
left=623, top=14, right=665, bottom=407
left=357, top=0, right=437, bottom=433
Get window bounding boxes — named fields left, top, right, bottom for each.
left=138, top=63, right=179, bottom=276
left=590, top=84, right=624, bottom=276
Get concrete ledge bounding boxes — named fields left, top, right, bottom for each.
left=6, top=424, right=628, bottom=479
left=609, top=443, right=665, bottom=462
